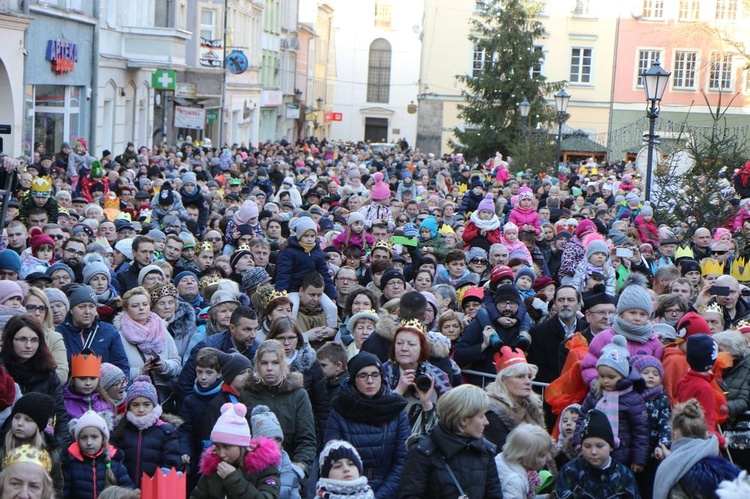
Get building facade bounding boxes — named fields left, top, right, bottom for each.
left=0, top=6, right=31, bottom=158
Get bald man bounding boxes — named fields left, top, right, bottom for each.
left=691, top=227, right=712, bottom=260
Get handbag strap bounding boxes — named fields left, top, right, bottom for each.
left=440, top=456, right=467, bottom=497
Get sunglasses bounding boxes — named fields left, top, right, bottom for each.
left=469, top=258, right=488, bottom=265
left=712, top=250, right=728, bottom=256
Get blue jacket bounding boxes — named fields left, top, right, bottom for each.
left=274, top=236, right=337, bottom=299
left=176, top=380, right=222, bottom=474
left=112, top=418, right=183, bottom=487
left=56, top=315, right=130, bottom=373
left=325, top=383, right=409, bottom=499
left=62, top=443, right=134, bottom=499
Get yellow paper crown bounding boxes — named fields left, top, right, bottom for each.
left=373, top=240, right=393, bottom=253
left=730, top=257, right=750, bottom=282
left=3, top=445, right=52, bottom=473
left=233, top=244, right=252, bottom=254
left=71, top=352, right=102, bottom=378
left=696, top=302, right=723, bottom=316
left=396, top=318, right=426, bottom=335
left=265, top=289, right=289, bottom=307
left=197, top=241, right=214, bottom=253
left=674, top=245, right=694, bottom=260
left=199, top=274, right=222, bottom=289
left=700, top=258, right=725, bottom=277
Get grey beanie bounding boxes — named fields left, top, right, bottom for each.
left=45, top=262, right=74, bottom=281
left=241, top=267, right=272, bottom=293
left=640, top=201, right=653, bottom=217
left=465, top=246, right=488, bottom=263
left=43, top=288, right=69, bottom=309
left=181, top=172, right=197, bottom=186
left=596, top=335, right=630, bottom=378
left=147, top=229, right=166, bottom=241
left=250, top=405, right=284, bottom=441
left=616, top=274, right=652, bottom=315
left=83, top=262, right=111, bottom=286
left=585, top=240, right=609, bottom=262
left=68, top=285, right=98, bottom=309
left=137, top=264, right=165, bottom=286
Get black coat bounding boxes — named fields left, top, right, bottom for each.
left=528, top=316, right=588, bottom=384
left=398, top=423, right=501, bottom=499
left=112, top=418, right=183, bottom=487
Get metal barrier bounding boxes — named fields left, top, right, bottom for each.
left=461, top=369, right=550, bottom=399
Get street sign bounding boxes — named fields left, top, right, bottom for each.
left=325, top=112, right=343, bottom=122
left=152, top=70, right=176, bottom=91
left=175, top=83, right=196, bottom=99
left=207, top=109, right=219, bottom=124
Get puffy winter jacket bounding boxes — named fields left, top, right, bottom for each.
left=508, top=206, right=541, bottom=235
left=274, top=236, right=337, bottom=299
left=62, top=443, right=134, bottom=499
left=325, top=383, right=410, bottom=499
left=580, top=328, right=663, bottom=387
left=287, top=344, right=330, bottom=445
left=723, top=356, right=750, bottom=418
left=56, top=315, right=130, bottom=373
left=63, top=385, right=115, bottom=422
left=556, top=455, right=639, bottom=499
left=112, top=417, right=183, bottom=487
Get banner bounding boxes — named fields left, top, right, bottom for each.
left=199, top=37, right=224, bottom=68
left=174, top=106, right=206, bottom=130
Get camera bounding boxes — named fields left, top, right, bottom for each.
left=489, top=332, right=503, bottom=351
left=415, top=363, right=432, bottom=392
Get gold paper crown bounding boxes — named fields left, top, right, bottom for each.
left=730, top=257, right=750, bottom=282
left=233, top=244, right=252, bottom=254
left=265, top=289, right=289, bottom=307
left=674, top=245, right=694, bottom=260
left=735, top=319, right=750, bottom=333
left=396, top=318, right=426, bottom=335
left=700, top=258, right=725, bottom=276
left=197, top=241, right=214, bottom=253
left=3, top=445, right=52, bottom=473
left=696, top=302, right=724, bottom=316
left=372, top=240, right=393, bottom=253
left=71, top=352, right=102, bottom=378
left=199, top=274, right=222, bottom=289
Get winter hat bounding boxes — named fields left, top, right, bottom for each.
left=250, top=405, right=284, bottom=442
left=43, top=288, right=69, bottom=309
left=515, top=266, right=536, bottom=286
left=618, top=209, right=632, bottom=221
left=465, top=247, right=488, bottom=263
left=137, top=265, right=165, bottom=286
left=30, top=231, right=55, bottom=256
left=74, top=410, right=110, bottom=440
left=653, top=323, right=677, bottom=343
left=532, top=276, right=555, bottom=293
left=147, top=229, right=166, bottom=242
left=100, top=363, right=126, bottom=391
left=503, top=221, right=518, bottom=233
left=125, top=375, right=159, bottom=407
left=596, top=335, right=630, bottom=378
left=10, top=393, right=55, bottom=432
left=0, top=250, right=22, bottom=275
left=83, top=262, right=111, bottom=286
left=181, top=172, right=197, bottom=186
left=625, top=192, right=640, bottom=206
left=616, top=274, right=652, bottom=315
left=517, top=186, right=534, bottom=200
left=380, top=268, right=405, bottom=291
left=631, top=354, right=663, bottom=377
left=640, top=202, right=653, bottom=217
left=217, top=351, right=253, bottom=384
left=291, top=216, right=318, bottom=237
left=241, top=267, right=272, bottom=293
left=585, top=240, right=609, bottom=261
left=173, top=270, right=198, bottom=287
left=419, top=216, right=438, bottom=239
left=211, top=403, right=252, bottom=447
left=477, top=194, right=495, bottom=213
left=470, top=178, right=484, bottom=190
left=575, top=219, right=597, bottom=239
left=45, top=262, right=74, bottom=281
left=679, top=259, right=700, bottom=276
left=347, top=212, right=365, bottom=225
left=580, top=409, right=615, bottom=448
left=675, top=311, right=711, bottom=344
left=0, top=281, right=23, bottom=305
left=686, top=334, right=718, bottom=373
left=347, top=309, right=379, bottom=335
left=347, top=351, right=382, bottom=385
left=158, top=188, right=174, bottom=206
left=494, top=283, right=521, bottom=305
left=319, top=440, right=364, bottom=479
left=403, top=223, right=419, bottom=239
left=68, top=285, right=98, bottom=309
left=370, top=172, right=390, bottom=201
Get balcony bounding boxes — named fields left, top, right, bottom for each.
left=100, top=26, right=192, bottom=69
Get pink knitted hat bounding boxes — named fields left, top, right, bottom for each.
left=477, top=194, right=495, bottom=213
left=211, top=403, right=252, bottom=446
left=370, top=172, right=391, bottom=201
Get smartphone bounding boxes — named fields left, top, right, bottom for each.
left=710, top=285, right=731, bottom=296
left=615, top=247, right=634, bottom=258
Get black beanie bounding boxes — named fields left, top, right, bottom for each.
left=580, top=409, right=615, bottom=448
left=11, top=393, right=56, bottom=432
left=217, top=352, right=253, bottom=384
left=347, top=352, right=381, bottom=385
left=494, top=284, right=521, bottom=305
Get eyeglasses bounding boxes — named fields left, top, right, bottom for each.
left=588, top=310, right=615, bottom=317
left=497, top=301, right=519, bottom=308
left=206, top=237, right=222, bottom=242
left=469, top=258, right=488, bottom=265
left=25, top=305, right=48, bottom=314
left=276, top=335, right=298, bottom=343
left=13, top=336, right=39, bottom=345
left=65, top=249, right=85, bottom=257
left=356, top=372, right=381, bottom=381
left=50, top=234, right=65, bottom=240
left=664, top=308, right=684, bottom=315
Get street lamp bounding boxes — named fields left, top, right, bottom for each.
left=641, top=61, right=671, bottom=202
left=554, top=89, right=571, bottom=177
left=519, top=98, right=531, bottom=137
left=316, top=97, right=324, bottom=109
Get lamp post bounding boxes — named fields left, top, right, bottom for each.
left=554, top=89, right=570, bottom=177
left=315, top=98, right=324, bottom=139
left=641, top=61, right=671, bottom=202
left=519, top=98, right=531, bottom=138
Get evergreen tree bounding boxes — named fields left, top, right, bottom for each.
left=451, top=0, right=561, bottom=162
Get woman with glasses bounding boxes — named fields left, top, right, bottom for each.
left=653, top=294, right=688, bottom=327
left=325, top=351, right=410, bottom=499
left=23, top=287, right=69, bottom=382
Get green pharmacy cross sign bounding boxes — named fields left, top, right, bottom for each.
left=152, top=70, right=176, bottom=91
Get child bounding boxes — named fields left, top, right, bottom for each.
left=332, top=212, right=375, bottom=253
left=112, top=375, right=182, bottom=487
left=558, top=409, right=640, bottom=499
left=634, top=202, right=658, bottom=248
left=199, top=351, right=253, bottom=444
left=251, top=405, right=304, bottom=499
left=193, top=402, right=281, bottom=498
left=177, top=347, right=222, bottom=488
left=571, top=238, right=616, bottom=296
left=434, top=248, right=470, bottom=286
left=495, top=423, right=552, bottom=498
left=458, top=179, right=485, bottom=215
left=462, top=194, right=502, bottom=252
left=316, top=342, right=350, bottom=402
left=514, top=266, right=536, bottom=300
left=316, top=439, right=374, bottom=499
left=576, top=336, right=649, bottom=470
left=631, top=354, right=671, bottom=498
left=82, top=256, right=120, bottom=324
left=675, top=334, right=728, bottom=448
left=100, top=363, right=128, bottom=417
left=500, top=222, right=532, bottom=264
left=63, top=410, right=134, bottom=498
left=1, top=393, right=63, bottom=495
left=555, top=404, right=581, bottom=470
left=417, top=216, right=448, bottom=264
left=63, top=352, right=116, bottom=424
left=508, top=187, right=541, bottom=235
left=20, top=228, right=56, bottom=278
left=580, top=273, right=663, bottom=386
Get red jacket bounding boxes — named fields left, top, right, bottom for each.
left=675, top=369, right=727, bottom=447
left=462, top=220, right=502, bottom=248
left=634, top=215, right=659, bottom=247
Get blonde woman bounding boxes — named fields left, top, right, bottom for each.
left=23, top=287, right=69, bottom=381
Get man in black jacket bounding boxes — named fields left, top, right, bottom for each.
left=115, top=235, right=154, bottom=293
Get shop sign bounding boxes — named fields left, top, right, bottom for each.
left=174, top=106, right=206, bottom=130
left=46, top=40, right=78, bottom=75
left=200, top=37, right=224, bottom=68
left=325, top=112, right=343, bottom=122
left=260, top=90, right=283, bottom=107
left=152, top=70, right=176, bottom=91
left=206, top=109, right=219, bottom=124
left=175, top=83, right=196, bottom=98
left=226, top=50, right=249, bottom=75
left=286, top=104, right=300, bottom=119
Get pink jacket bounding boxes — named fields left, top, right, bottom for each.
left=634, top=215, right=658, bottom=247
left=508, top=207, right=541, bottom=235
left=501, top=237, right=533, bottom=264
left=331, top=231, right=375, bottom=251
left=580, top=328, right=664, bottom=386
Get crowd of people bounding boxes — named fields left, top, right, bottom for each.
left=0, top=139, right=750, bottom=498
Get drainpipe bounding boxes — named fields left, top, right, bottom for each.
left=89, top=0, right=100, bottom=153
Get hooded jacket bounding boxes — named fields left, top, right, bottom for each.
left=193, top=437, right=281, bottom=499
left=508, top=205, right=542, bottom=235
left=62, top=443, right=134, bottom=499
left=274, top=236, right=337, bottom=299
left=580, top=329, right=663, bottom=387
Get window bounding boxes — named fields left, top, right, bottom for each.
left=200, top=9, right=216, bottom=40
left=715, top=0, right=738, bottom=20
left=709, top=53, right=733, bottom=90
left=636, top=49, right=663, bottom=87
left=531, top=46, right=544, bottom=79
left=472, top=43, right=491, bottom=78
left=375, top=0, right=392, bottom=29
left=367, top=38, right=391, bottom=103
left=673, top=50, right=698, bottom=89
left=642, top=0, right=665, bottom=18
left=573, top=0, right=591, bottom=15
left=678, top=0, right=701, bottom=20
left=570, top=47, right=592, bottom=84
left=24, top=85, right=83, bottom=157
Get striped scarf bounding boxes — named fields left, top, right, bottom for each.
left=594, top=385, right=633, bottom=448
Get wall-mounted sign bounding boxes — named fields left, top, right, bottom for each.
left=174, top=106, right=206, bottom=130
left=260, top=90, right=283, bottom=107
left=206, top=109, right=219, bottom=124
left=325, top=112, right=343, bottom=122
left=46, top=40, right=78, bottom=75
left=286, top=104, right=300, bottom=119
left=226, top=50, right=248, bottom=75
left=175, top=83, right=196, bottom=98
left=199, top=37, right=224, bottom=68
left=152, top=70, right=176, bottom=91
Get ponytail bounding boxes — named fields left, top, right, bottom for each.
left=102, top=437, right=118, bottom=489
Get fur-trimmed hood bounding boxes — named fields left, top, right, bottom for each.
left=245, top=370, right=305, bottom=394
left=290, top=343, right=318, bottom=373
left=199, top=437, right=281, bottom=476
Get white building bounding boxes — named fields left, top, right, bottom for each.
left=329, top=0, right=422, bottom=144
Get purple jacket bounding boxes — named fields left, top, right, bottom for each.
left=63, top=385, right=115, bottom=421
left=580, top=328, right=664, bottom=386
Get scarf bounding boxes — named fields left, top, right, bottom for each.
left=96, top=287, right=116, bottom=304
left=594, top=385, right=633, bottom=448
left=315, top=477, right=374, bottom=499
left=612, top=316, right=653, bottom=344
left=642, top=384, right=666, bottom=402
left=298, top=239, right=316, bottom=253
left=120, top=312, right=169, bottom=355
left=469, top=211, right=501, bottom=231
left=125, top=404, right=163, bottom=431
left=527, top=470, right=541, bottom=499
left=194, top=378, right=222, bottom=397
left=517, top=287, right=535, bottom=300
